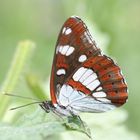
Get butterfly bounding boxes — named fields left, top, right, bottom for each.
left=40, top=16, right=128, bottom=117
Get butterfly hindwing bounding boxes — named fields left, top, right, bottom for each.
left=57, top=55, right=127, bottom=113
left=50, top=16, right=101, bottom=104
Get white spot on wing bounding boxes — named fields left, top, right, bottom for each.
left=86, top=79, right=100, bottom=91
left=56, top=46, right=59, bottom=54
left=78, top=55, right=87, bottom=62
left=65, top=28, right=72, bottom=35
left=59, top=46, right=63, bottom=53
left=73, top=67, right=87, bottom=81
left=96, top=87, right=103, bottom=91
left=73, top=67, right=101, bottom=92
left=62, top=27, right=66, bottom=34
left=61, top=45, right=69, bottom=55
left=82, top=73, right=97, bottom=86
left=79, top=69, right=93, bottom=83
left=97, top=98, right=111, bottom=103
left=62, top=27, right=72, bottom=35
left=58, top=45, right=74, bottom=56
left=66, top=46, right=75, bottom=56
left=93, top=92, right=106, bottom=97
left=56, top=69, right=66, bottom=75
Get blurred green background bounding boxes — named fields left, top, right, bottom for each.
left=0, top=0, right=140, bottom=140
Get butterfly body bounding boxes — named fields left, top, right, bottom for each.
left=40, top=16, right=128, bottom=117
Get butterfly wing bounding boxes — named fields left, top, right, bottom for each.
left=50, top=16, right=128, bottom=114
left=57, top=55, right=128, bottom=113
left=50, top=16, right=101, bottom=104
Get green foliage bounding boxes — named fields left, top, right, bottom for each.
left=61, top=110, right=140, bottom=140
left=0, top=41, right=35, bottom=119
left=0, top=0, right=140, bottom=139
left=0, top=109, right=139, bottom=140
left=0, top=109, right=66, bottom=140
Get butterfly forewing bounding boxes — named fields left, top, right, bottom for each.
left=50, top=16, right=101, bottom=104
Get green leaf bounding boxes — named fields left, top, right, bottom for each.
left=0, top=108, right=66, bottom=140
left=0, top=107, right=93, bottom=140
left=0, top=122, right=65, bottom=140
left=65, top=116, right=91, bottom=139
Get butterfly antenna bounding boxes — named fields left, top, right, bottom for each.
left=4, top=93, right=41, bottom=102
left=10, top=101, right=42, bottom=110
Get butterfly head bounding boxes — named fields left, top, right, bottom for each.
left=40, top=100, right=78, bottom=116
left=39, top=100, right=54, bottom=113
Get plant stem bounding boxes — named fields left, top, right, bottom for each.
left=0, top=40, right=35, bottom=119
